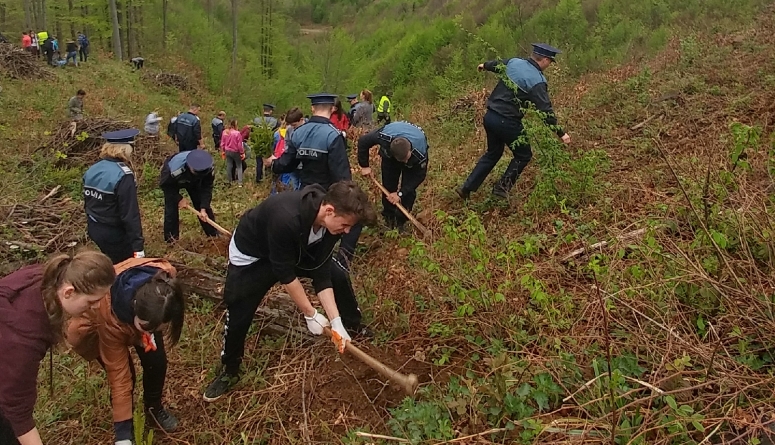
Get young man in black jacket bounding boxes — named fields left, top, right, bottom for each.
left=203, top=181, right=376, bottom=402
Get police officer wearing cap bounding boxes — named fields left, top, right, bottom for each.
left=159, top=149, right=218, bottom=242
left=83, top=129, right=144, bottom=264
left=174, top=104, right=204, bottom=152
left=254, top=103, right=280, bottom=131
left=358, top=121, right=429, bottom=231
left=269, top=94, right=359, bottom=262
left=457, top=43, right=572, bottom=199
left=346, top=94, right=359, bottom=123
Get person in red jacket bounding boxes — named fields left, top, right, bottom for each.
left=0, top=250, right=115, bottom=445
left=329, top=98, right=351, bottom=136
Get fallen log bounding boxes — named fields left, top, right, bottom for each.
left=172, top=262, right=314, bottom=339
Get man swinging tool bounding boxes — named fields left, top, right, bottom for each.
left=202, top=181, right=376, bottom=402
left=358, top=121, right=428, bottom=232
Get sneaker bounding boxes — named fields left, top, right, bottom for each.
left=203, top=369, right=239, bottom=402
left=455, top=186, right=470, bottom=200
left=145, top=406, right=179, bottom=433
left=346, top=324, right=374, bottom=339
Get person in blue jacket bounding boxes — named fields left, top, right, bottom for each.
left=83, top=129, right=145, bottom=264
left=456, top=43, right=572, bottom=199
left=358, top=121, right=429, bottom=232
left=159, top=150, right=218, bottom=243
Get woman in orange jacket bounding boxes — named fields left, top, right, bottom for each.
left=67, top=258, right=185, bottom=445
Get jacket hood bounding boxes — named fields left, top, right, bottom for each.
left=110, top=266, right=158, bottom=324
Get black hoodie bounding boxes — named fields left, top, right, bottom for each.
left=232, top=185, right=339, bottom=292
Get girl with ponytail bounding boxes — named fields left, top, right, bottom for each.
left=0, top=250, right=115, bottom=445
left=67, top=258, right=185, bottom=445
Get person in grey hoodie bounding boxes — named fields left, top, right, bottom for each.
left=144, top=111, right=163, bottom=135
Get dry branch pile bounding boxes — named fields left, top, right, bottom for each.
left=446, top=88, right=488, bottom=124
left=0, top=186, right=87, bottom=254
left=141, top=71, right=190, bottom=90
left=0, top=43, right=54, bottom=79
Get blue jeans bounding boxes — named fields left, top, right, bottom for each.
left=66, top=51, right=78, bottom=65
left=462, top=109, right=532, bottom=193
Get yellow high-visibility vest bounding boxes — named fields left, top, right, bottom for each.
left=378, top=96, right=391, bottom=113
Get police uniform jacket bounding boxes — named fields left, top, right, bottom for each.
left=483, top=57, right=565, bottom=136
left=159, top=152, right=215, bottom=208
left=83, top=158, right=144, bottom=252
left=357, top=122, right=429, bottom=193
left=271, top=116, right=351, bottom=190
left=174, top=112, right=201, bottom=151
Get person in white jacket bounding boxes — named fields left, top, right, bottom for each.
left=144, top=111, right=163, bottom=135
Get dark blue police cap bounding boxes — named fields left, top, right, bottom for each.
left=346, top=94, right=358, bottom=100
left=263, top=103, right=275, bottom=110
left=307, top=93, right=338, bottom=105
left=531, top=43, right=561, bottom=60
left=186, top=149, right=214, bottom=173
left=102, top=128, right=140, bottom=144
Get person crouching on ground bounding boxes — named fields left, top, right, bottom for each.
left=0, top=251, right=115, bottom=445
left=203, top=181, right=376, bottom=401
left=67, top=258, right=185, bottom=444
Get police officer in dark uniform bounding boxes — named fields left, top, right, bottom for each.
left=83, top=129, right=144, bottom=264
left=159, top=149, right=218, bottom=243
left=346, top=94, right=359, bottom=123
left=358, top=121, right=429, bottom=231
left=174, top=104, right=204, bottom=152
left=457, top=43, right=572, bottom=199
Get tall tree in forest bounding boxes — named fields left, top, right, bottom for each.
left=67, top=0, right=75, bottom=38
left=125, top=0, right=133, bottom=58
left=162, top=0, right=167, bottom=50
left=109, top=0, right=122, bottom=59
left=231, top=0, right=237, bottom=70
left=134, top=1, right=143, bottom=55
left=23, top=0, right=31, bottom=29
left=40, top=0, right=47, bottom=30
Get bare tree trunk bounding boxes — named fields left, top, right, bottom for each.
left=0, top=3, right=6, bottom=31
left=40, top=0, right=47, bottom=30
left=125, top=0, right=132, bottom=59
left=23, top=0, right=32, bottom=29
left=67, top=0, right=75, bottom=39
left=134, top=3, right=142, bottom=55
left=108, top=0, right=122, bottom=59
left=231, top=0, right=237, bottom=70
left=162, top=0, right=167, bottom=50
left=31, top=0, right=39, bottom=30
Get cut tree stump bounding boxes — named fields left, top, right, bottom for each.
left=172, top=262, right=314, bottom=339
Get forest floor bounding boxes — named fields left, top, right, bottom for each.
left=2, top=4, right=775, bottom=444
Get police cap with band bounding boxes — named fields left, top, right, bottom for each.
left=307, top=93, right=338, bottom=106
left=186, top=149, right=214, bottom=174
left=102, top=128, right=140, bottom=144
left=346, top=94, right=358, bottom=100
left=263, top=103, right=275, bottom=111
left=531, top=43, right=561, bottom=60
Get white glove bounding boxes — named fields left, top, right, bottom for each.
left=116, top=441, right=133, bottom=445
left=133, top=251, right=145, bottom=258
left=304, top=311, right=329, bottom=335
left=342, top=131, right=347, bottom=138
left=330, top=317, right=351, bottom=343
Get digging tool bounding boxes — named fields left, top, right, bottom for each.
left=184, top=205, right=232, bottom=237
left=368, top=175, right=431, bottom=238
left=324, top=327, right=419, bottom=396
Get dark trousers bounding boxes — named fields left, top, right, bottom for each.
left=462, top=110, right=533, bottom=194
left=377, top=112, right=391, bottom=125
left=0, top=413, right=20, bottom=445
left=44, top=49, right=53, bottom=66
left=131, top=333, right=167, bottom=410
left=79, top=46, right=88, bottom=62
left=381, top=157, right=425, bottom=225
left=162, top=187, right=218, bottom=242
left=220, top=258, right=362, bottom=375
left=87, top=219, right=133, bottom=264
left=255, top=160, right=264, bottom=182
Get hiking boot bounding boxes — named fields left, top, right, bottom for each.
left=203, top=369, right=239, bottom=402
left=145, top=406, right=179, bottom=433
left=346, top=324, right=374, bottom=339
left=491, top=187, right=509, bottom=199
left=455, top=186, right=470, bottom=200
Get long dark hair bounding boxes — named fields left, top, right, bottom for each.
left=133, top=271, right=185, bottom=345
left=332, top=99, right=345, bottom=120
